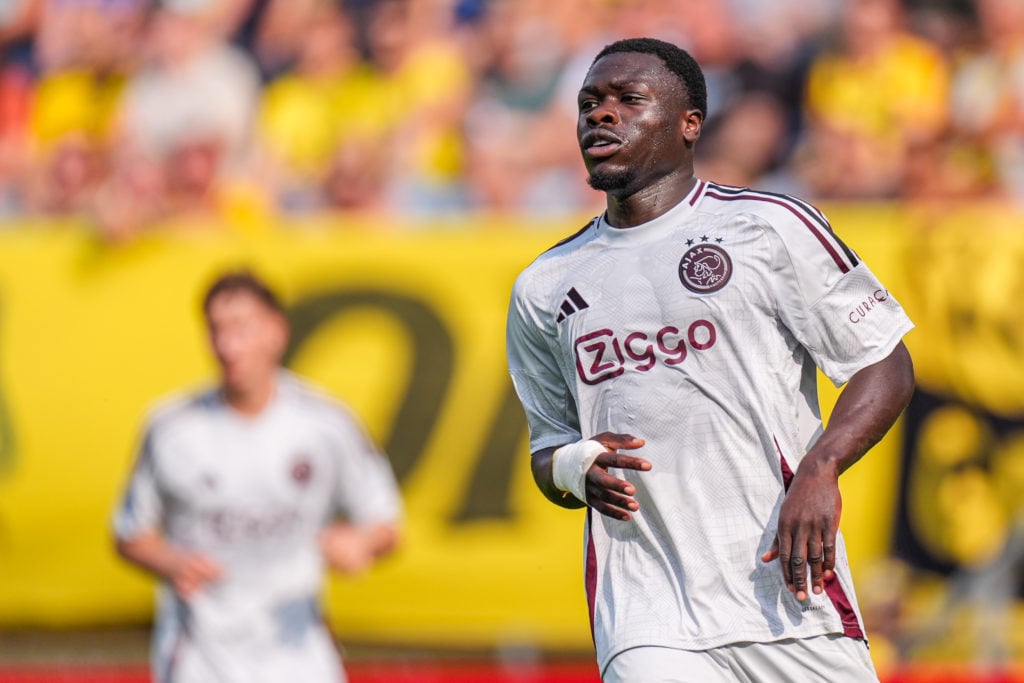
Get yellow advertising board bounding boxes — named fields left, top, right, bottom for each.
left=0, top=206, right=1020, bottom=654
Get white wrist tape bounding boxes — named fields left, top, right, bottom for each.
left=552, top=439, right=607, bottom=503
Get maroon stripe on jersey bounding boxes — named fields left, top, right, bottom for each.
left=544, top=218, right=597, bottom=253
left=774, top=435, right=794, bottom=491
left=585, top=508, right=598, bottom=644
left=704, top=190, right=852, bottom=273
left=773, top=435, right=865, bottom=638
left=688, top=179, right=707, bottom=205
left=824, top=574, right=866, bottom=638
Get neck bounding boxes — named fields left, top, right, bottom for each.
left=223, top=377, right=276, bottom=417
left=605, top=173, right=697, bottom=228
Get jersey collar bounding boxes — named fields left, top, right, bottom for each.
left=596, top=179, right=707, bottom=242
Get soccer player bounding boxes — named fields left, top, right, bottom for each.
left=113, top=271, right=402, bottom=683
left=505, top=38, right=915, bottom=683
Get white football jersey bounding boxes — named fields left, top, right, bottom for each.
left=506, top=180, right=913, bottom=673
left=114, top=371, right=402, bottom=683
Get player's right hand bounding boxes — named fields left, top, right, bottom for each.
left=586, top=432, right=651, bottom=522
left=169, top=554, right=223, bottom=600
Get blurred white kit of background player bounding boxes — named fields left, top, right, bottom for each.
left=114, top=270, right=402, bottom=683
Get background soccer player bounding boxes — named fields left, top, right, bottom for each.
left=506, top=38, right=915, bottom=682
left=113, top=270, right=402, bottom=683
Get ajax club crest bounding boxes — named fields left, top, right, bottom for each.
left=678, top=243, right=732, bottom=294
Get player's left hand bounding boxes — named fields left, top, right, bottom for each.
left=320, top=524, right=375, bottom=575
left=760, top=459, right=841, bottom=602
left=585, top=432, right=651, bottom=522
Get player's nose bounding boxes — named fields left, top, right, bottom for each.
left=585, top=101, right=620, bottom=127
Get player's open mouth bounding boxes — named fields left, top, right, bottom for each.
left=581, top=131, right=623, bottom=159
left=585, top=140, right=622, bottom=158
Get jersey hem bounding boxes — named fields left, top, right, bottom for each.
left=597, top=626, right=853, bottom=675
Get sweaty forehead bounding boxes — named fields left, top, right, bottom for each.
left=581, top=52, right=675, bottom=92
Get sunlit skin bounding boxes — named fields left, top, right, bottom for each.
left=576, top=52, right=703, bottom=227
left=206, top=290, right=289, bottom=416
left=533, top=49, right=915, bottom=604
left=206, top=289, right=399, bottom=571
left=116, top=286, right=399, bottom=599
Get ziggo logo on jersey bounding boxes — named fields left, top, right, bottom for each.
left=573, top=320, right=717, bottom=385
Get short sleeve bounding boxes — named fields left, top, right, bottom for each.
left=767, top=219, right=914, bottom=386
left=506, top=276, right=582, bottom=453
left=112, top=426, right=164, bottom=541
left=329, top=415, right=403, bottom=526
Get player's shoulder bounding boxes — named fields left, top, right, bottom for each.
left=699, top=181, right=831, bottom=233
left=544, top=216, right=601, bottom=255
left=142, top=384, right=220, bottom=438
left=278, top=372, right=383, bottom=456
left=700, top=181, right=861, bottom=272
left=277, top=370, right=361, bottom=427
left=513, top=217, right=599, bottom=294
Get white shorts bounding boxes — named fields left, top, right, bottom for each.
left=158, top=627, right=346, bottom=683
left=602, top=635, right=878, bottom=683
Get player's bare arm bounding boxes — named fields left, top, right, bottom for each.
left=115, top=530, right=223, bottom=600
left=531, top=432, right=652, bottom=521
left=762, top=341, right=914, bottom=601
left=319, top=520, right=400, bottom=575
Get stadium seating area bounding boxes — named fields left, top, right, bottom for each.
left=0, top=0, right=1021, bottom=242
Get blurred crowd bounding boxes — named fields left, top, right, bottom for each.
left=0, top=0, right=1021, bottom=240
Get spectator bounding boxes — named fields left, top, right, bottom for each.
left=694, top=90, right=801, bottom=193
left=98, top=0, right=264, bottom=237
left=463, top=0, right=601, bottom=216
left=949, top=0, right=1024, bottom=201
left=804, top=0, right=951, bottom=198
left=0, top=50, right=32, bottom=216
left=5, top=0, right=1024, bottom=226
left=255, top=1, right=386, bottom=214
left=363, top=0, right=474, bottom=217
left=20, top=0, right=144, bottom=218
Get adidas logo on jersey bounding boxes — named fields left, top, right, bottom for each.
left=555, top=287, right=589, bottom=323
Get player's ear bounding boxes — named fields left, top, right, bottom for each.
left=682, top=108, right=702, bottom=145
left=270, top=311, right=290, bottom=358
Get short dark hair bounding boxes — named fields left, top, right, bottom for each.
left=592, top=37, right=707, bottom=118
left=202, top=270, right=284, bottom=316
